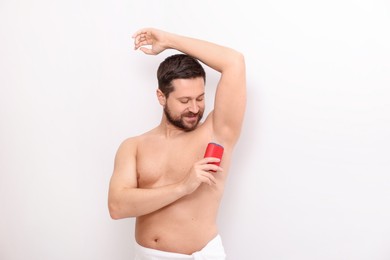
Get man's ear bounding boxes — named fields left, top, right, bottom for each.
left=156, top=89, right=166, bottom=106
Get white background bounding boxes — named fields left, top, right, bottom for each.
left=1, top=0, right=390, bottom=259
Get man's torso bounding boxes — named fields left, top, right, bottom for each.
left=134, top=121, right=231, bottom=254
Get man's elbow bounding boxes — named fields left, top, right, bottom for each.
left=108, top=201, right=138, bottom=219
left=232, top=51, right=245, bottom=66
left=108, top=200, right=133, bottom=220
left=225, top=51, right=245, bottom=74
left=108, top=201, right=122, bottom=220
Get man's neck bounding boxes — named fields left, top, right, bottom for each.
left=158, top=118, right=187, bottom=138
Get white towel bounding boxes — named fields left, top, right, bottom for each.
left=134, top=235, right=226, bottom=260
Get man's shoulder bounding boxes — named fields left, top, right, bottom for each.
left=115, top=136, right=138, bottom=157
left=118, top=128, right=158, bottom=149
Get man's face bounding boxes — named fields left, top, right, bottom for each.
left=163, top=78, right=205, bottom=132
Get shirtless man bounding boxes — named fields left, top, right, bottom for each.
left=108, top=28, right=246, bottom=259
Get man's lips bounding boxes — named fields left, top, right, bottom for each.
left=184, top=114, right=198, bottom=121
left=184, top=113, right=198, bottom=118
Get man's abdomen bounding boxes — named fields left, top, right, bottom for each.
left=135, top=188, right=221, bottom=254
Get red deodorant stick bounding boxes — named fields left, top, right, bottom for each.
left=204, top=142, right=224, bottom=170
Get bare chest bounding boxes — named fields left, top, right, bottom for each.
left=136, top=139, right=208, bottom=188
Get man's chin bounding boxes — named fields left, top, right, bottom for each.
left=182, top=121, right=199, bottom=132
left=182, top=124, right=197, bottom=132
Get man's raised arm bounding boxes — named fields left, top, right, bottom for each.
left=133, top=28, right=246, bottom=146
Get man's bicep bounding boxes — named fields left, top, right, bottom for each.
left=212, top=60, right=246, bottom=145
left=108, top=139, right=138, bottom=219
left=109, top=139, right=138, bottom=193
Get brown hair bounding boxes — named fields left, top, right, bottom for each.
left=157, top=54, right=206, bottom=98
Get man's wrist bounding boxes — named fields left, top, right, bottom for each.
left=173, top=181, right=188, bottom=197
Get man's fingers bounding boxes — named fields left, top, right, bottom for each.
left=201, top=163, right=223, bottom=172
left=139, top=47, right=154, bottom=55
left=201, top=172, right=217, bottom=185
left=131, top=29, right=150, bottom=38
left=202, top=157, right=221, bottom=164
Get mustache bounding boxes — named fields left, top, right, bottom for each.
left=183, top=112, right=199, bottom=117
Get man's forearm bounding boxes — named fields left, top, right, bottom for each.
left=164, top=31, right=243, bottom=73
left=108, top=182, right=186, bottom=219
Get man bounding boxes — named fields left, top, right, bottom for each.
left=108, top=28, right=246, bottom=260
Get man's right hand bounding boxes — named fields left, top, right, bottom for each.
left=181, top=158, right=223, bottom=195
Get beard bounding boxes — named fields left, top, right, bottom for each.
left=164, top=105, right=204, bottom=132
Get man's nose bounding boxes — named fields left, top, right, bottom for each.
left=188, top=101, right=199, bottom=113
